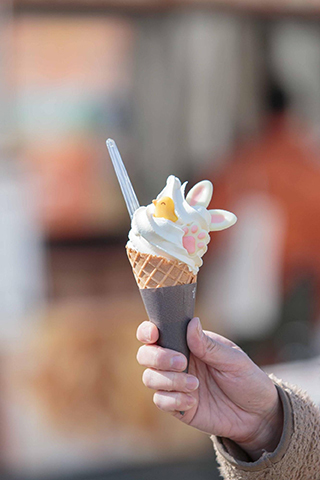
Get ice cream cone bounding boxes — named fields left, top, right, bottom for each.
left=123, top=176, right=236, bottom=376
left=126, top=248, right=197, bottom=289
left=126, top=247, right=197, bottom=368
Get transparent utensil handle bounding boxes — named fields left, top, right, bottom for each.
left=106, top=139, right=140, bottom=219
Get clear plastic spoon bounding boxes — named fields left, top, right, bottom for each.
left=106, top=138, right=140, bottom=219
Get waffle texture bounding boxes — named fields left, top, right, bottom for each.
left=126, top=248, right=197, bottom=289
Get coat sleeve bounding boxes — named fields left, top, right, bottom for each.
left=211, top=375, right=320, bottom=480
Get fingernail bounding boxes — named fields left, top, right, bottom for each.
left=171, top=355, right=186, bottom=370
left=186, top=376, right=199, bottom=391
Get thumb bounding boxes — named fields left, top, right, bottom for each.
left=187, top=317, right=242, bottom=369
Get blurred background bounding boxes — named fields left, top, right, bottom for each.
left=1, top=0, right=320, bottom=478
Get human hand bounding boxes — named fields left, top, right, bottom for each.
left=136, top=317, right=283, bottom=461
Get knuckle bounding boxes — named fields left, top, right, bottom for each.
left=153, top=392, right=163, bottom=409
left=153, top=392, right=173, bottom=411
left=173, top=372, right=187, bottom=392
left=174, top=393, right=182, bottom=409
left=205, top=336, right=218, bottom=356
left=136, top=345, right=147, bottom=364
left=142, top=369, right=154, bottom=388
left=167, top=372, right=177, bottom=391
left=153, top=348, right=167, bottom=368
left=160, top=372, right=175, bottom=391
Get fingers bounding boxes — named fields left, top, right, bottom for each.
left=137, top=344, right=187, bottom=371
left=187, top=317, right=245, bottom=371
left=136, top=321, right=159, bottom=344
left=142, top=369, right=199, bottom=393
left=136, top=321, right=199, bottom=414
left=153, top=391, right=197, bottom=413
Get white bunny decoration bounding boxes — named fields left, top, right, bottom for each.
left=181, top=180, right=237, bottom=257
left=150, top=175, right=237, bottom=262
left=128, top=175, right=237, bottom=274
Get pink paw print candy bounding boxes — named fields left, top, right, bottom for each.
left=182, top=224, right=209, bottom=256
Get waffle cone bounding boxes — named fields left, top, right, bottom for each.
left=126, top=247, right=197, bottom=289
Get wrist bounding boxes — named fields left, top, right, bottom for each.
left=234, top=390, right=284, bottom=461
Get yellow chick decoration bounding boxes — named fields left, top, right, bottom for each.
left=152, top=196, right=178, bottom=222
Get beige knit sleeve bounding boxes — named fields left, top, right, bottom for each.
left=211, top=375, right=320, bottom=480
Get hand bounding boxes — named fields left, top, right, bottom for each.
left=136, top=317, right=283, bottom=461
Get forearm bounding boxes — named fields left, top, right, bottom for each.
left=212, top=376, right=320, bottom=479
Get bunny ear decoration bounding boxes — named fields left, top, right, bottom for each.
left=186, top=180, right=213, bottom=208
left=209, top=209, right=237, bottom=231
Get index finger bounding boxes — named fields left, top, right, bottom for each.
left=136, top=321, right=159, bottom=344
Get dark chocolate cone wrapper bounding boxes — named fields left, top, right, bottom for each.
left=139, top=283, right=197, bottom=371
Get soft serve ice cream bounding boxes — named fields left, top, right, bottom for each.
left=127, top=176, right=237, bottom=275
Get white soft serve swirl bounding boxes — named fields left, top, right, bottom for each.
left=126, top=176, right=212, bottom=274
